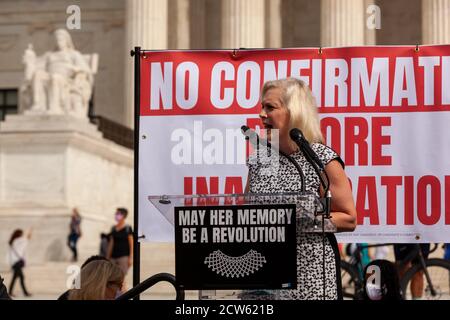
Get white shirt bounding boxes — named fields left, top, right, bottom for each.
left=6, top=237, right=28, bottom=267
left=374, top=246, right=389, bottom=260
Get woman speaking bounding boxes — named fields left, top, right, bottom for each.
left=244, top=78, right=357, bottom=300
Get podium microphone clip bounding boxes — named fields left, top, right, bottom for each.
left=159, top=195, right=171, bottom=205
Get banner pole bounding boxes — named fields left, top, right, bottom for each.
left=132, top=46, right=141, bottom=300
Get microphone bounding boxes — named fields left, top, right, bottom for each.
left=289, top=128, right=324, bottom=169
left=241, top=125, right=271, bottom=148
left=241, top=125, right=253, bottom=138
left=241, top=125, right=271, bottom=160
left=241, top=125, right=306, bottom=193
left=241, top=125, right=258, bottom=142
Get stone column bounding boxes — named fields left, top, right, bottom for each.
left=190, top=0, right=206, bottom=48
left=422, top=0, right=450, bottom=44
left=124, top=0, right=168, bottom=128
left=321, top=0, right=365, bottom=47
left=265, top=0, right=282, bottom=48
left=221, top=0, right=265, bottom=48
left=364, top=0, right=378, bottom=45
left=169, top=0, right=190, bottom=49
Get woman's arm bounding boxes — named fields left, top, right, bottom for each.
left=128, top=234, right=134, bottom=267
left=322, top=160, right=357, bottom=232
left=27, top=228, right=33, bottom=239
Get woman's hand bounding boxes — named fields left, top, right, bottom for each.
left=27, top=228, right=33, bottom=239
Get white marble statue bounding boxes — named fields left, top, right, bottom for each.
left=20, top=29, right=98, bottom=118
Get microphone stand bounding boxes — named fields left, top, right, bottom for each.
left=302, top=151, right=331, bottom=217
left=243, top=126, right=331, bottom=300
left=241, top=126, right=307, bottom=193
left=289, top=129, right=332, bottom=301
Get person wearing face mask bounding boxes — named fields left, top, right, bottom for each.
left=242, top=78, right=357, bottom=300
left=107, top=208, right=133, bottom=286
left=67, top=207, right=82, bottom=262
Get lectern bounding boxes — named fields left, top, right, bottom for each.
left=148, top=192, right=336, bottom=299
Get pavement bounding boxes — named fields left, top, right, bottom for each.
left=3, top=243, right=448, bottom=300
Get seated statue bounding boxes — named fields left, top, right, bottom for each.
left=20, top=29, right=98, bottom=118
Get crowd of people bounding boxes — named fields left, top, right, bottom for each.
left=340, top=242, right=450, bottom=300
left=1, top=206, right=133, bottom=300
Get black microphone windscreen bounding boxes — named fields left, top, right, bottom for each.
left=241, top=125, right=250, bottom=133
left=289, top=128, right=303, bottom=141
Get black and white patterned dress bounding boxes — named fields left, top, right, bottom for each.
left=244, top=143, right=343, bottom=300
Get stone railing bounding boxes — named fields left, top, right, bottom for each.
left=89, top=115, right=134, bottom=150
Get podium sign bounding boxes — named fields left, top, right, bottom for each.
left=148, top=191, right=334, bottom=291
left=174, top=203, right=297, bottom=290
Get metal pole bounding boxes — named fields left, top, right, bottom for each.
left=132, top=46, right=141, bottom=300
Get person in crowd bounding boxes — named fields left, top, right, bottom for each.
left=67, top=259, right=124, bottom=300
left=81, top=255, right=109, bottom=268
left=393, top=243, right=431, bottom=299
left=347, top=243, right=373, bottom=278
left=58, top=255, right=109, bottom=300
left=107, top=208, right=133, bottom=280
left=345, top=243, right=373, bottom=266
left=67, top=207, right=82, bottom=262
left=374, top=244, right=390, bottom=260
left=99, top=232, right=110, bottom=258
left=363, top=259, right=402, bottom=300
left=242, top=78, right=357, bottom=300
left=0, top=276, right=11, bottom=300
left=7, top=228, right=32, bottom=297
left=444, top=243, right=450, bottom=261
left=337, top=243, right=345, bottom=259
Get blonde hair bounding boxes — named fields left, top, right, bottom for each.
left=68, top=260, right=124, bottom=300
left=261, top=78, right=323, bottom=144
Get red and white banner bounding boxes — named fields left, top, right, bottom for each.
left=138, top=46, right=450, bottom=243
